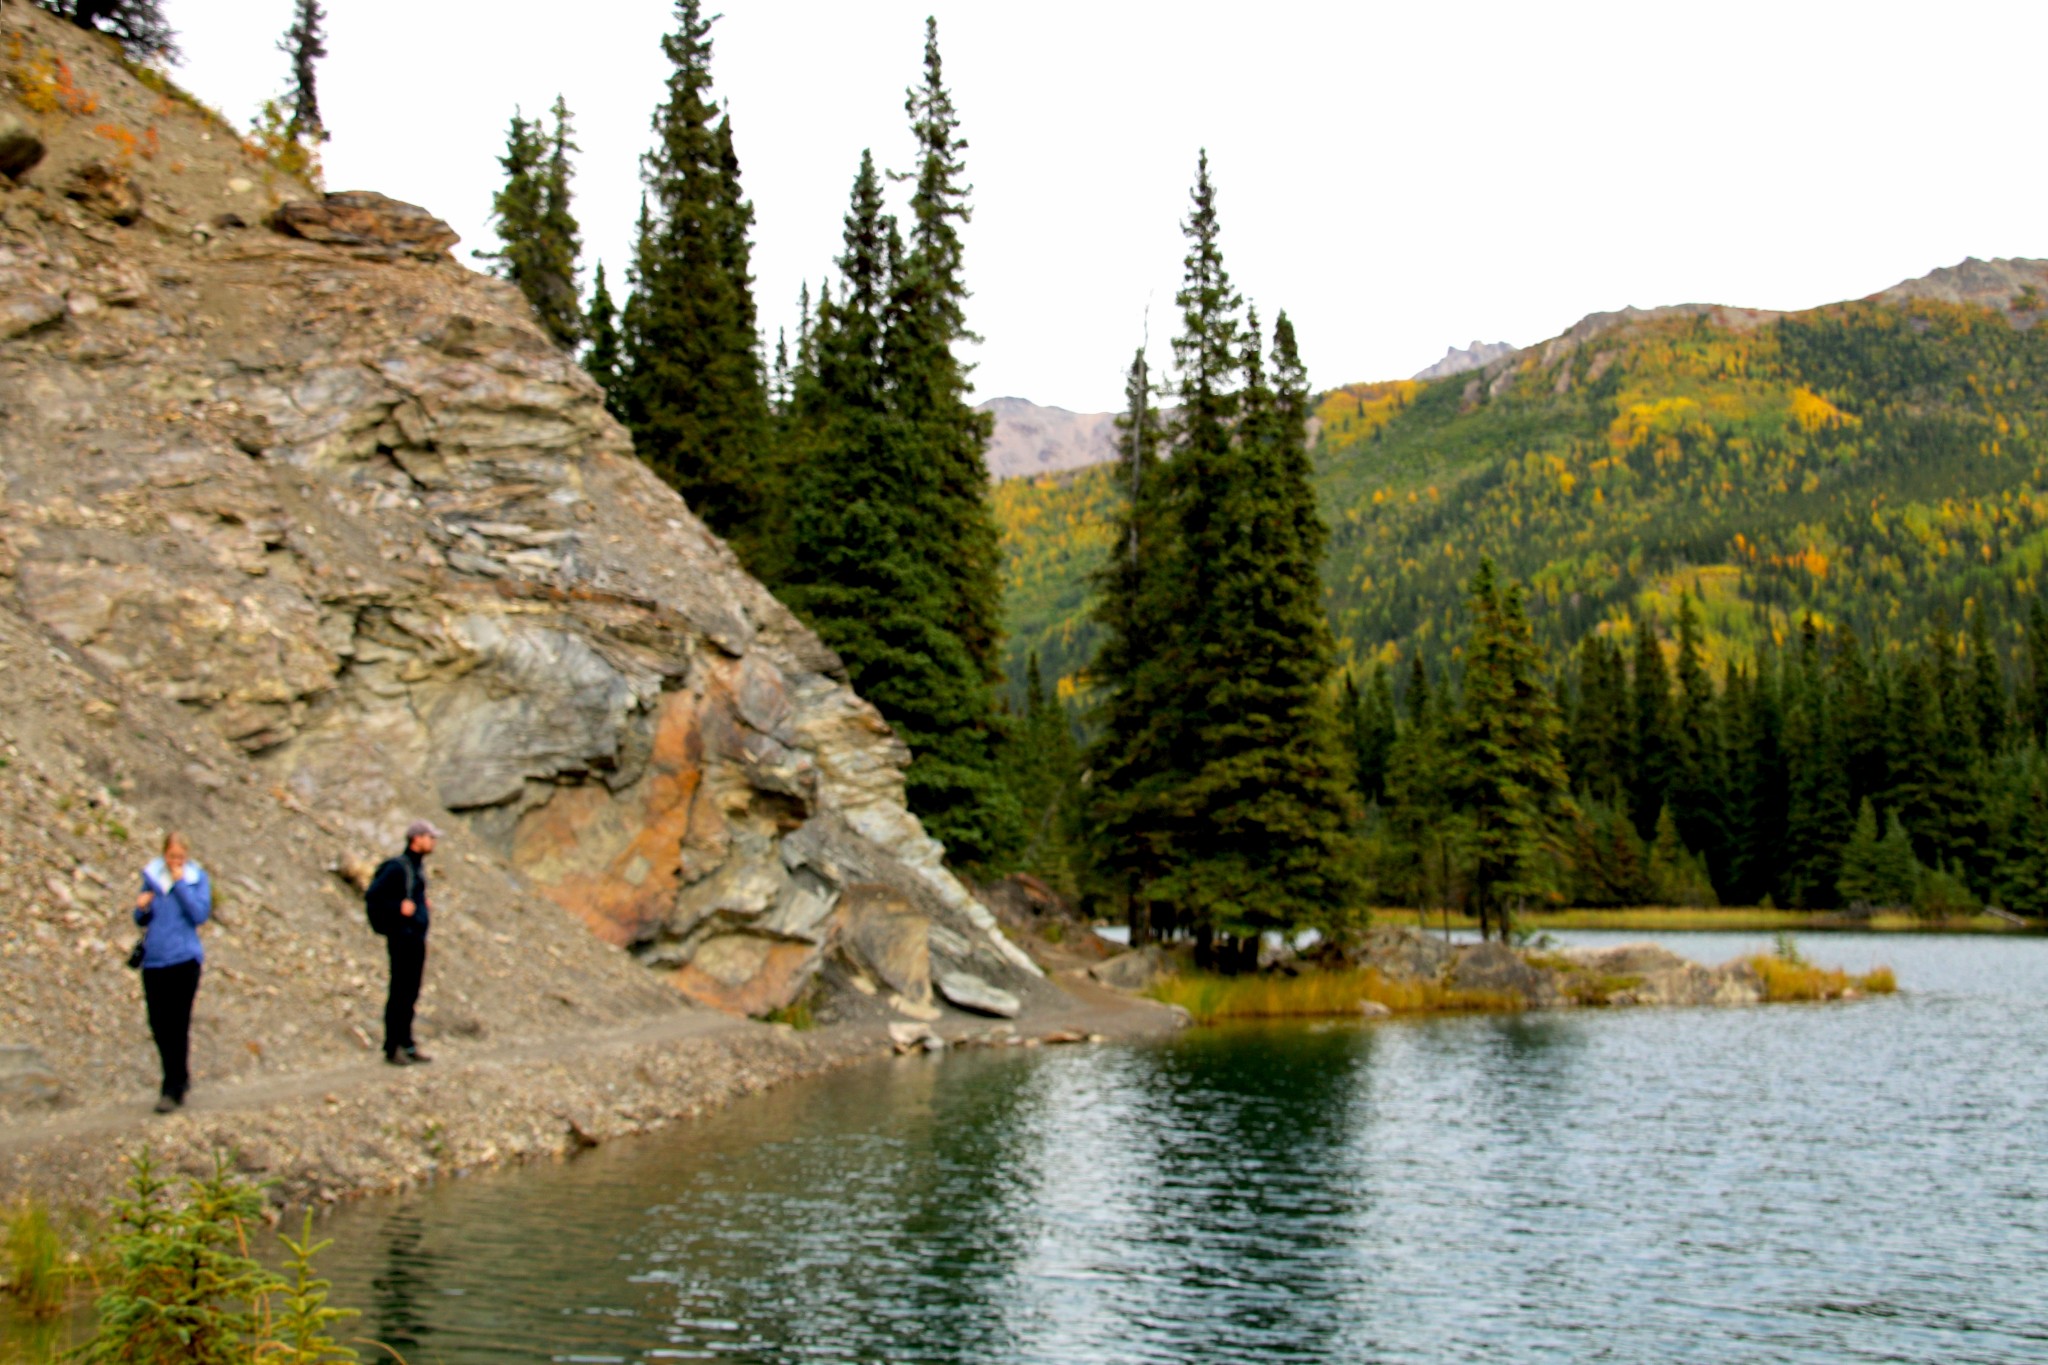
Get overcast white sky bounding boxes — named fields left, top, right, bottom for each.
left=166, top=1, right=2046, bottom=413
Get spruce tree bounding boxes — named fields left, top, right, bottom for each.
left=2023, top=598, right=2048, bottom=743
left=1994, top=772, right=2048, bottom=917
left=280, top=0, right=328, bottom=148
left=1780, top=618, right=1851, bottom=906
left=1647, top=806, right=1717, bottom=907
left=1666, top=593, right=1726, bottom=881
left=1833, top=627, right=1890, bottom=817
left=583, top=262, right=624, bottom=414
left=1451, top=561, right=1573, bottom=939
left=1837, top=799, right=1919, bottom=909
left=888, top=18, right=1003, bottom=681
left=480, top=103, right=585, bottom=350
left=1967, top=603, right=2008, bottom=753
left=1628, top=620, right=1674, bottom=840
left=1721, top=660, right=1787, bottom=905
left=1565, top=635, right=1628, bottom=805
left=1086, top=344, right=1178, bottom=941
left=1007, top=653, right=1081, bottom=892
left=1090, top=158, right=1359, bottom=963
left=782, top=153, right=1020, bottom=867
left=1351, top=663, right=1397, bottom=804
left=622, top=1, right=774, bottom=564
left=37, top=1, right=176, bottom=60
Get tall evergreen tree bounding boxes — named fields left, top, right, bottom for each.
left=279, top=0, right=328, bottom=148
left=1085, top=343, right=1175, bottom=941
left=1780, top=619, right=1851, bottom=906
left=1721, top=660, right=1787, bottom=904
left=1451, top=562, right=1573, bottom=939
left=1351, top=664, right=1398, bottom=804
left=1666, top=592, right=1726, bottom=879
left=1565, top=635, right=1628, bottom=806
left=583, top=263, right=624, bottom=414
left=782, top=153, right=1020, bottom=867
left=37, top=1, right=176, bottom=60
left=888, top=18, right=1003, bottom=682
left=622, top=1, right=774, bottom=563
left=1007, top=653, right=1081, bottom=892
left=480, top=100, right=583, bottom=350
left=1628, top=621, right=1674, bottom=841
left=1090, top=158, right=1358, bottom=963
left=1966, top=603, right=2008, bottom=753
left=1833, top=627, right=1890, bottom=817
left=1837, top=799, right=1918, bottom=909
left=2023, top=598, right=2048, bottom=743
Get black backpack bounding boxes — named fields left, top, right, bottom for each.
left=364, top=856, right=402, bottom=937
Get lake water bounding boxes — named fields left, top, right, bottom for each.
left=304, top=932, right=2048, bottom=1364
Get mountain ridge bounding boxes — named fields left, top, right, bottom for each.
left=993, top=255, right=2048, bottom=695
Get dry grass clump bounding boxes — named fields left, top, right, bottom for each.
left=2, top=1196, right=79, bottom=1320
left=1749, top=954, right=1897, bottom=1002
left=1146, top=968, right=1520, bottom=1024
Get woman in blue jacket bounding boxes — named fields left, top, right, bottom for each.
left=134, top=831, right=210, bottom=1112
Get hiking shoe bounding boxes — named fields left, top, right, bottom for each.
left=153, top=1094, right=179, bottom=1113
left=402, top=1047, right=433, bottom=1065
left=384, top=1051, right=413, bottom=1067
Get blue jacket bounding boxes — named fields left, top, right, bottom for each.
left=135, top=858, right=210, bottom=969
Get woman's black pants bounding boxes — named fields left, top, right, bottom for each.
left=141, top=958, right=202, bottom=1101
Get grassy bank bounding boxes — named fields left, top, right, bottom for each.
left=1749, top=954, right=1897, bottom=1002
left=1380, top=907, right=2033, bottom=934
left=1147, top=969, right=1523, bottom=1024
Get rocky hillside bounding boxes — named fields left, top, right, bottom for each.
left=0, top=2, right=1041, bottom=1118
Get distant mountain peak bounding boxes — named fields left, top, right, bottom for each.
left=1874, top=256, right=2048, bottom=315
left=1413, top=341, right=1518, bottom=381
left=977, top=396, right=1119, bottom=481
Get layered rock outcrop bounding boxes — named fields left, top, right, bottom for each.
left=0, top=3, right=1035, bottom=1031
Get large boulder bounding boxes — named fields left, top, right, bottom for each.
left=269, top=192, right=460, bottom=259
left=0, top=113, right=45, bottom=180
left=838, top=883, right=933, bottom=1005
left=1450, top=941, right=1550, bottom=1002
left=0, top=290, right=64, bottom=340
left=1352, top=925, right=1457, bottom=981
left=1088, top=945, right=1168, bottom=991
left=936, top=970, right=1021, bottom=1018
left=61, top=160, right=143, bottom=225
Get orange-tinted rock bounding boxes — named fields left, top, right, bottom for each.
left=671, top=934, right=822, bottom=1016
left=511, top=690, right=703, bottom=946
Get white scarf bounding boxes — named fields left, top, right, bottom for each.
left=143, top=857, right=203, bottom=895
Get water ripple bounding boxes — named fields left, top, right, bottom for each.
left=309, top=933, right=2048, bottom=1364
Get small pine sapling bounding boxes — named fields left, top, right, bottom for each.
left=271, top=1210, right=359, bottom=1363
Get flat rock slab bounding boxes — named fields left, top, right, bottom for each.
left=936, top=970, right=1021, bottom=1019
left=270, top=191, right=459, bottom=258
left=1559, top=942, right=1692, bottom=975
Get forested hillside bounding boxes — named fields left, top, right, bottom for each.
left=998, top=260, right=2048, bottom=700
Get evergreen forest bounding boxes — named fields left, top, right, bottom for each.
left=476, top=1, right=2048, bottom=945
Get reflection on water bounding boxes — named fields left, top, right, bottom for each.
left=305, top=933, right=2048, bottom=1364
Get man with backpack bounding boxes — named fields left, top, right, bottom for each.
left=367, top=819, right=440, bottom=1066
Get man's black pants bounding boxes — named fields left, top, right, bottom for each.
left=384, top=935, right=427, bottom=1057
left=142, top=958, right=201, bottom=1100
